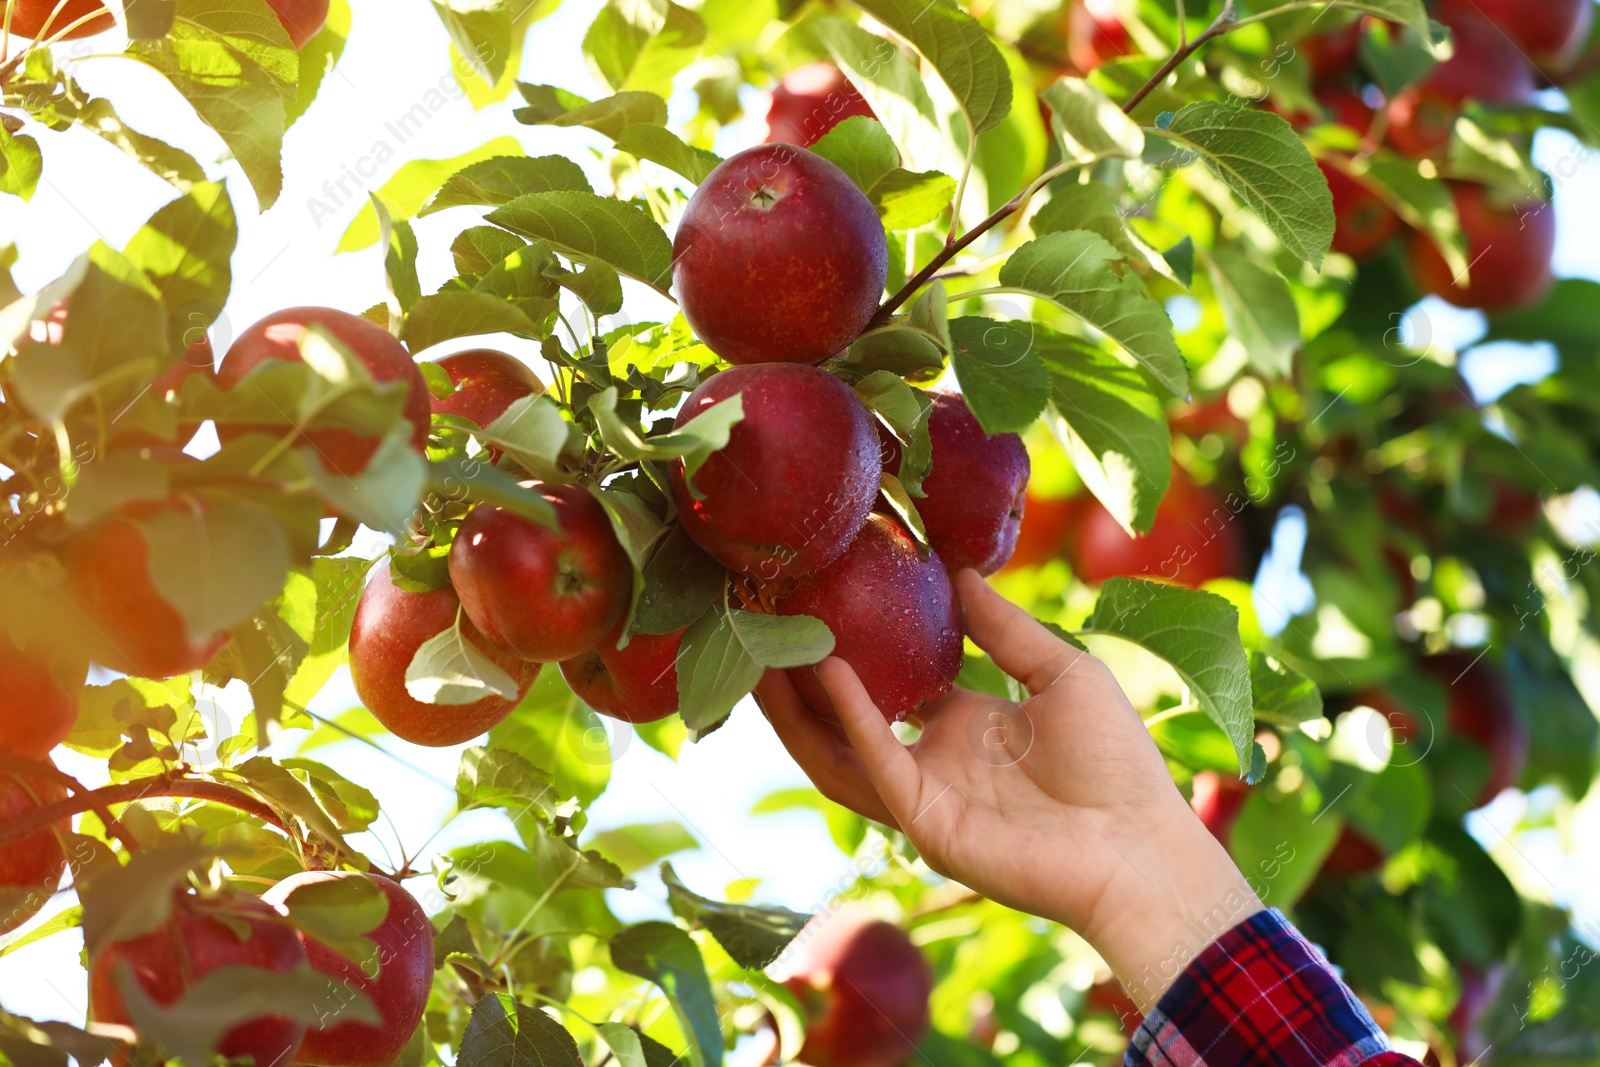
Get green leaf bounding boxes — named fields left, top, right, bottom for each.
left=874, top=169, right=957, bottom=231
left=595, top=1022, right=651, bottom=1067
left=0, top=904, right=82, bottom=960
left=490, top=670, right=611, bottom=806
left=427, top=455, right=559, bottom=530
left=124, top=0, right=179, bottom=37
left=233, top=756, right=356, bottom=854
left=422, top=155, right=592, bottom=217
left=583, top=0, right=705, bottom=98
left=996, top=230, right=1187, bottom=397
left=1040, top=77, right=1143, bottom=166
left=176, top=0, right=299, bottom=96
left=635, top=525, right=726, bottom=636
left=676, top=607, right=834, bottom=734
left=661, top=862, right=810, bottom=970
left=1036, top=328, right=1170, bottom=535
left=0, top=126, right=42, bottom=201
left=123, top=180, right=237, bottom=353
left=849, top=0, right=1011, bottom=137
left=1089, top=579, right=1255, bottom=774
left=1325, top=0, right=1435, bottom=43
left=78, top=843, right=219, bottom=956
left=456, top=746, right=556, bottom=818
left=514, top=84, right=669, bottom=136
left=456, top=992, right=584, bottom=1067
left=1447, top=114, right=1547, bottom=201
left=1154, top=103, right=1334, bottom=269
left=1249, top=652, right=1323, bottom=726
left=811, top=17, right=952, bottom=174
left=282, top=557, right=370, bottom=718
left=592, top=484, right=668, bottom=632
left=406, top=622, right=522, bottom=705
left=588, top=821, right=698, bottom=875
left=611, top=922, right=723, bottom=1067
left=338, top=137, right=526, bottom=251
left=1031, top=180, right=1181, bottom=285
left=280, top=758, right=381, bottom=832
left=402, top=291, right=544, bottom=352
left=432, top=0, right=513, bottom=84
left=285, top=0, right=350, bottom=127
left=591, top=388, right=742, bottom=492
left=1229, top=786, right=1341, bottom=906
left=853, top=370, right=933, bottom=495
left=488, top=191, right=674, bottom=294
left=615, top=123, right=722, bottom=183
left=947, top=318, right=1049, bottom=434
left=837, top=324, right=945, bottom=380
left=810, top=116, right=898, bottom=194
left=1355, top=153, right=1468, bottom=280
left=374, top=197, right=422, bottom=320
left=303, top=427, right=429, bottom=536
left=276, top=873, right=386, bottom=965
left=61, top=97, right=209, bottom=191
left=1204, top=246, right=1301, bottom=378
left=134, top=499, right=292, bottom=642
left=476, top=393, right=570, bottom=480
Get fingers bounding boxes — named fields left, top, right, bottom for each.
left=954, top=569, right=1093, bottom=695
left=754, top=669, right=898, bottom=828
left=815, top=659, right=927, bottom=830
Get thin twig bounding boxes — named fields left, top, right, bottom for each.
left=1122, top=0, right=1236, bottom=114
left=0, top=754, right=142, bottom=855
left=0, top=774, right=290, bottom=848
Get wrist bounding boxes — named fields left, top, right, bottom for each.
left=1081, top=796, right=1264, bottom=1011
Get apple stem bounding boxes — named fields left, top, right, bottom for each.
left=867, top=1, right=1237, bottom=332
left=0, top=771, right=292, bottom=849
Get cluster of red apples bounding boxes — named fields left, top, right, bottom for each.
left=1068, top=0, right=1572, bottom=314
left=4, top=0, right=331, bottom=48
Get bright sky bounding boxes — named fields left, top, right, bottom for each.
left=2, top=0, right=1598, bottom=1034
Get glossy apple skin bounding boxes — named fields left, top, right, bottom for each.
left=777, top=515, right=963, bottom=723
left=672, top=144, right=888, bottom=366
left=881, top=392, right=1030, bottom=576
left=449, top=483, right=632, bottom=662
left=668, top=364, right=879, bottom=581
left=1388, top=13, right=1536, bottom=156
left=430, top=349, right=541, bottom=435
left=1066, top=0, right=1136, bottom=71
left=89, top=898, right=309, bottom=1064
left=1407, top=182, right=1556, bottom=313
left=0, top=768, right=67, bottom=936
left=4, top=0, right=113, bottom=38
left=62, top=511, right=230, bottom=678
left=0, top=641, right=78, bottom=759
left=262, top=871, right=435, bottom=1067
left=1436, top=0, right=1593, bottom=68
left=1190, top=771, right=1250, bottom=847
left=1427, top=652, right=1528, bottom=806
left=765, top=62, right=876, bottom=148
left=350, top=564, right=541, bottom=747
left=218, top=307, right=431, bottom=476
left=1067, top=473, right=1245, bottom=588
left=267, top=0, right=330, bottom=48
left=775, top=912, right=933, bottom=1067
left=560, top=625, right=684, bottom=724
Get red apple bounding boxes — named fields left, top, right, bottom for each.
left=765, top=62, right=876, bottom=148
left=668, top=363, right=879, bottom=581
left=62, top=508, right=230, bottom=678
left=559, top=624, right=684, bottom=724
left=880, top=391, right=1030, bottom=576
left=1426, top=652, right=1528, bottom=806
left=448, top=483, right=632, bottom=662
left=262, top=871, right=434, bottom=1067
left=3, top=0, right=113, bottom=39
left=1067, top=472, right=1245, bottom=587
left=1067, top=0, right=1136, bottom=72
left=777, top=514, right=963, bottom=722
left=1086, top=980, right=1144, bottom=1038
left=1388, top=12, right=1537, bottom=156
left=1190, top=771, right=1250, bottom=846
left=1300, top=21, right=1363, bottom=81
left=1436, top=0, right=1592, bottom=69
left=0, top=640, right=78, bottom=759
left=266, top=0, right=330, bottom=48
left=89, top=897, right=309, bottom=1064
left=1322, top=162, right=1400, bottom=260
left=671, top=144, right=888, bottom=366
left=1001, top=494, right=1078, bottom=571
left=428, top=349, right=542, bottom=459
left=218, top=307, right=431, bottom=476
left=772, top=910, right=933, bottom=1067
left=349, top=563, right=541, bottom=747
left=0, top=766, right=67, bottom=936
left=1320, top=826, right=1388, bottom=877
left=1169, top=395, right=1248, bottom=446
left=1407, top=182, right=1555, bottom=313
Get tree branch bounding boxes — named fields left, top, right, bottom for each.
left=1122, top=0, right=1236, bottom=114
left=0, top=774, right=290, bottom=849
left=0, top=755, right=142, bottom=855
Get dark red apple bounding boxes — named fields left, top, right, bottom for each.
left=1426, top=652, right=1528, bottom=806
left=880, top=391, right=1030, bottom=576
left=0, top=640, right=78, bottom=759
left=671, top=144, right=888, bottom=366
left=1067, top=472, right=1245, bottom=587
left=0, top=766, right=66, bottom=936
left=3, top=0, right=113, bottom=39
left=1066, top=0, right=1136, bottom=72
left=266, top=0, right=330, bottom=48
left=668, top=363, right=879, bottom=581
left=765, top=62, right=876, bottom=148
left=1322, top=162, right=1400, bottom=259
left=1387, top=12, right=1537, bottom=156
left=262, top=871, right=434, bottom=1067
left=1320, top=826, right=1387, bottom=877
left=1436, top=0, right=1592, bottom=69
left=1300, top=21, right=1362, bottom=81
left=1086, top=980, right=1144, bottom=1038
left=62, top=508, right=230, bottom=678
left=1001, top=494, right=1078, bottom=571
left=218, top=307, right=431, bottom=476
left=559, top=624, right=684, bottom=724
left=448, top=483, right=632, bottom=662
left=429, top=349, right=541, bottom=433
left=772, top=910, right=933, bottom=1067
left=89, top=897, right=309, bottom=1064
left=777, top=514, right=963, bottom=722
left=349, top=563, right=541, bottom=747
left=1189, top=771, right=1250, bottom=846
left=1407, top=182, right=1555, bottom=313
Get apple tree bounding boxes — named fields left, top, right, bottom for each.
left=0, top=0, right=1598, bottom=1063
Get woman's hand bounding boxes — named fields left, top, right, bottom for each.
left=755, top=569, right=1263, bottom=1009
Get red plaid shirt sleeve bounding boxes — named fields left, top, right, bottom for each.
left=1124, top=909, right=1424, bottom=1067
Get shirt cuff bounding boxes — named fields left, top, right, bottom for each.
left=1124, top=908, right=1394, bottom=1067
